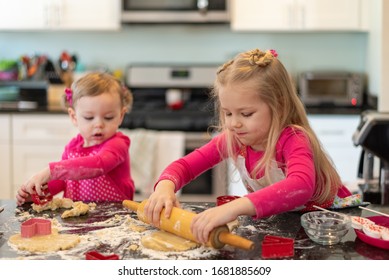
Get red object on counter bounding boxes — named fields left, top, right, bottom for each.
left=216, top=195, right=241, bottom=206
left=21, top=218, right=52, bottom=238
left=261, top=235, right=294, bottom=259
left=31, top=188, right=53, bottom=206
left=85, top=251, right=119, bottom=260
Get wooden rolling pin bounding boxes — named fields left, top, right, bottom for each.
left=123, top=200, right=254, bottom=251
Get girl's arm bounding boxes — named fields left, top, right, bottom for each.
left=156, top=133, right=226, bottom=192
left=49, top=133, right=129, bottom=181
left=246, top=128, right=316, bottom=218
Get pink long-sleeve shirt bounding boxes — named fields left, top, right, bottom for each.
left=47, top=131, right=134, bottom=202
left=157, top=127, right=351, bottom=219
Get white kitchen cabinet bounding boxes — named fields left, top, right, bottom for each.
left=308, top=114, right=361, bottom=186
left=228, top=114, right=361, bottom=196
left=11, top=114, right=77, bottom=198
left=0, top=0, right=120, bottom=31
left=231, top=0, right=367, bottom=32
left=0, top=115, right=11, bottom=199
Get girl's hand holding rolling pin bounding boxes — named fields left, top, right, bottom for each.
left=144, top=180, right=181, bottom=227
left=191, top=197, right=256, bottom=244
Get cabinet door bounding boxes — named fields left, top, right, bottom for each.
left=301, top=0, right=361, bottom=31
left=11, top=114, right=77, bottom=197
left=231, top=0, right=365, bottom=31
left=231, top=0, right=294, bottom=31
left=0, top=0, right=120, bottom=30
left=12, top=144, right=64, bottom=197
left=57, top=0, right=120, bottom=30
left=0, top=115, right=11, bottom=199
left=308, top=115, right=361, bottom=187
left=0, top=0, right=47, bottom=30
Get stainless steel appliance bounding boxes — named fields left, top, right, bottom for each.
left=122, top=64, right=227, bottom=202
left=353, top=110, right=389, bottom=205
left=121, top=0, right=230, bottom=23
left=0, top=81, right=48, bottom=110
left=299, top=71, right=364, bottom=107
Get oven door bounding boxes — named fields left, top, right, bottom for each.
left=121, top=0, right=230, bottom=23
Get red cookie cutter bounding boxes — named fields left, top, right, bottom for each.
left=216, top=195, right=241, bottom=206
left=261, top=235, right=294, bottom=259
left=31, top=187, right=53, bottom=205
left=21, top=218, right=52, bottom=238
left=85, top=251, right=119, bottom=260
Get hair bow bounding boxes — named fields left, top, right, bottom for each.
left=65, top=88, right=72, bottom=106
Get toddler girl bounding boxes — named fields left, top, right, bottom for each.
left=16, top=72, right=134, bottom=205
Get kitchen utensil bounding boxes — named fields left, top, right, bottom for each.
left=354, top=216, right=389, bottom=250
left=0, top=205, right=5, bottom=214
left=85, top=251, right=119, bottom=260
left=261, top=235, right=294, bottom=259
left=301, top=211, right=351, bottom=245
left=31, top=187, right=53, bottom=206
left=359, top=206, right=389, bottom=218
left=122, top=200, right=254, bottom=250
left=21, top=218, right=51, bottom=238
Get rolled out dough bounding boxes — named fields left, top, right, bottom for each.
left=9, top=229, right=80, bottom=253
left=141, top=231, right=199, bottom=252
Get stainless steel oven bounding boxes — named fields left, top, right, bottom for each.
left=124, top=64, right=228, bottom=202
left=121, top=0, right=230, bottom=23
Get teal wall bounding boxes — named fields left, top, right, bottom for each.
left=1, top=25, right=368, bottom=79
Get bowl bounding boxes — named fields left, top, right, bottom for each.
left=301, top=211, right=351, bottom=245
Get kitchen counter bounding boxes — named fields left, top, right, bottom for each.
left=0, top=199, right=388, bottom=260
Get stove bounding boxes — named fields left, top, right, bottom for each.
left=121, top=65, right=219, bottom=131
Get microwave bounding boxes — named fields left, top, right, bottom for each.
left=121, top=0, right=230, bottom=23
left=299, top=71, right=364, bottom=107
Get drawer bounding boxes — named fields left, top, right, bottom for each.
left=308, top=115, right=360, bottom=145
left=12, top=114, right=77, bottom=144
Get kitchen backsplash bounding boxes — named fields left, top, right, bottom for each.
left=0, top=25, right=368, bottom=85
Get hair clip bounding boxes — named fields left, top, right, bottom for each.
left=269, top=49, right=278, bottom=58
left=65, top=88, right=73, bottom=106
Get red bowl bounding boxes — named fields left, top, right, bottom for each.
left=216, top=195, right=240, bottom=206
left=354, top=216, right=389, bottom=250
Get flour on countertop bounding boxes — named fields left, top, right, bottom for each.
left=5, top=205, right=219, bottom=260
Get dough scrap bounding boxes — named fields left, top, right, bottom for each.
left=141, top=231, right=199, bottom=252
left=61, top=201, right=92, bottom=219
left=32, top=198, right=73, bottom=213
left=9, top=229, right=80, bottom=252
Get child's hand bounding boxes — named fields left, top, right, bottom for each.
left=22, top=167, right=51, bottom=196
left=144, top=180, right=179, bottom=227
left=16, top=185, right=31, bottom=206
left=190, top=197, right=256, bottom=244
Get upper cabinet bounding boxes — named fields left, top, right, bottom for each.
left=0, top=0, right=120, bottom=31
left=231, top=0, right=369, bottom=32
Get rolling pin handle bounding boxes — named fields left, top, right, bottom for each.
left=218, top=231, right=254, bottom=251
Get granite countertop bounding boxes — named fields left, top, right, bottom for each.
left=0, top=199, right=388, bottom=260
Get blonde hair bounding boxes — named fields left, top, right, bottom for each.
left=63, top=72, right=133, bottom=112
left=212, top=48, right=341, bottom=204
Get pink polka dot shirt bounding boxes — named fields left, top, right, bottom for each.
left=47, top=132, right=134, bottom=202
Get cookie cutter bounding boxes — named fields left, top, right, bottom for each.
left=85, top=251, right=119, bottom=260
left=31, top=187, right=53, bottom=206
left=216, top=195, right=240, bottom=206
left=21, top=218, right=52, bottom=238
left=261, top=235, right=294, bottom=259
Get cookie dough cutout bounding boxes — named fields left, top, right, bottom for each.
left=61, top=201, right=92, bottom=219
left=141, top=231, right=199, bottom=252
left=9, top=229, right=80, bottom=253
